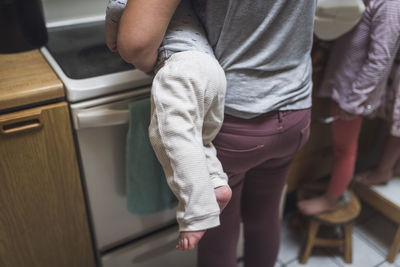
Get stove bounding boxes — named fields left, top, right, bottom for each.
left=41, top=19, right=152, bottom=103
left=46, top=21, right=132, bottom=79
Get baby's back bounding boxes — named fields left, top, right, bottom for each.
left=158, top=0, right=214, bottom=62
left=106, top=0, right=214, bottom=65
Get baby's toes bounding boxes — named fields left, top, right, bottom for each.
left=176, top=239, right=182, bottom=250
left=183, top=237, right=189, bottom=250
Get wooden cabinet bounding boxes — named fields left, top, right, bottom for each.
left=0, top=102, right=96, bottom=267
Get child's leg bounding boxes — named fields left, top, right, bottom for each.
left=149, top=51, right=225, bottom=250
left=327, top=103, right=363, bottom=195
left=361, top=134, right=400, bottom=184
left=298, top=101, right=363, bottom=215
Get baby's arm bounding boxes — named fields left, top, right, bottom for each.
left=105, top=0, right=127, bottom=52
left=117, top=0, right=181, bottom=73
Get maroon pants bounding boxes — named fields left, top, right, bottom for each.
left=197, top=109, right=311, bottom=267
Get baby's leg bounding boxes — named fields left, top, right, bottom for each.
left=175, top=186, right=231, bottom=251
left=175, top=58, right=232, bottom=250
left=177, top=185, right=232, bottom=251
left=149, top=52, right=225, bottom=250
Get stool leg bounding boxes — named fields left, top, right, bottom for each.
left=344, top=224, right=353, bottom=264
left=300, top=220, right=320, bottom=264
left=387, top=225, right=400, bottom=263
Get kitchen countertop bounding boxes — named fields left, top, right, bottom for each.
left=0, top=49, right=64, bottom=112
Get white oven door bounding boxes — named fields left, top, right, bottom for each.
left=102, top=226, right=196, bottom=267
left=102, top=225, right=244, bottom=267
left=70, top=88, right=177, bottom=252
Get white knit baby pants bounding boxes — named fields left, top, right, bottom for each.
left=149, top=51, right=228, bottom=232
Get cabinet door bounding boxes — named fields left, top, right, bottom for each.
left=0, top=102, right=96, bottom=267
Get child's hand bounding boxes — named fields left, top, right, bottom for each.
left=105, top=22, right=118, bottom=52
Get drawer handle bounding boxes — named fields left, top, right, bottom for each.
left=0, top=112, right=43, bottom=135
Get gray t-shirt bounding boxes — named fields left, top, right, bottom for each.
left=192, top=0, right=316, bottom=118
left=105, top=0, right=214, bottom=66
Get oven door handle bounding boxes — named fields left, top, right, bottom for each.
left=74, top=108, right=130, bottom=129
left=131, top=239, right=178, bottom=264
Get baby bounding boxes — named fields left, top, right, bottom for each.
left=105, top=0, right=232, bottom=250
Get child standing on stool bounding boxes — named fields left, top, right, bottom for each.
left=105, top=0, right=232, bottom=250
left=298, top=0, right=400, bottom=215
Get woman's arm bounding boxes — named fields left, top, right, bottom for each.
left=117, top=0, right=181, bottom=73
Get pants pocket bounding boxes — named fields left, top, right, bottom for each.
left=215, top=144, right=265, bottom=153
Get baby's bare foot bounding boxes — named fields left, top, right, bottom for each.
left=214, top=185, right=232, bottom=212
left=176, top=230, right=206, bottom=250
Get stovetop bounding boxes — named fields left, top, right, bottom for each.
left=41, top=19, right=152, bottom=103
left=46, top=21, right=133, bottom=79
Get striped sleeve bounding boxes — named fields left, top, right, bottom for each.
left=348, top=0, right=400, bottom=114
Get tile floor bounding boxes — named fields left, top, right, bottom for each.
left=238, top=202, right=400, bottom=267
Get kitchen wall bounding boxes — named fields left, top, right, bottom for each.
left=41, top=0, right=108, bottom=25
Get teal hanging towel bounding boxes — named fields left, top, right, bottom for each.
left=126, top=98, right=177, bottom=215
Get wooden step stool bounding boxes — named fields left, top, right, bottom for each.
left=299, top=190, right=361, bottom=264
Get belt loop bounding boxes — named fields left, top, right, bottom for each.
left=277, top=111, right=282, bottom=123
